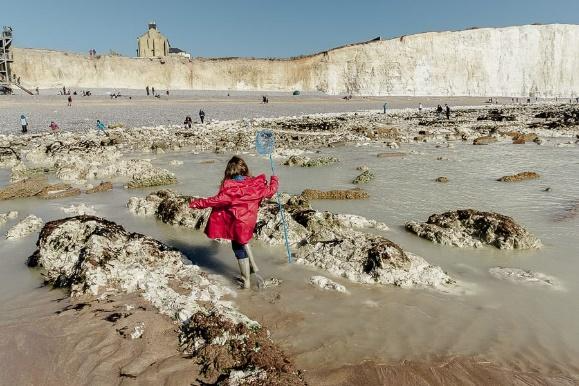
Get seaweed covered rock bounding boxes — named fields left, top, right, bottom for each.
left=352, top=170, right=375, bottom=184
left=128, top=191, right=456, bottom=291
left=182, top=311, right=305, bottom=385
left=283, top=155, right=339, bottom=167
left=497, top=171, right=540, bottom=182
left=405, top=209, right=541, bottom=249
left=28, top=216, right=305, bottom=385
left=301, top=188, right=369, bottom=200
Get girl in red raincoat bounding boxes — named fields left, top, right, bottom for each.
left=189, top=156, right=279, bottom=289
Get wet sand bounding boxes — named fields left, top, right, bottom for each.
left=0, top=294, right=200, bottom=386
left=0, top=90, right=528, bottom=134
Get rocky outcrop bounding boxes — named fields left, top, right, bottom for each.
left=283, top=155, right=339, bottom=167
left=0, top=146, right=20, bottom=168
left=473, top=136, right=498, bottom=145
left=36, top=183, right=81, bottom=199
left=85, top=181, right=113, bottom=194
left=497, top=172, right=540, bottom=182
left=6, top=214, right=43, bottom=239
left=128, top=191, right=456, bottom=291
left=435, top=176, right=449, bottom=183
left=301, top=188, right=369, bottom=200
left=489, top=267, right=562, bottom=289
left=352, top=170, right=375, bottom=184
left=477, top=109, right=516, bottom=122
left=28, top=216, right=305, bottom=385
left=0, top=176, right=49, bottom=200
left=405, top=209, right=541, bottom=249
left=126, top=170, right=177, bottom=189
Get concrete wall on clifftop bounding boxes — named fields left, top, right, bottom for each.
left=11, top=24, right=579, bottom=97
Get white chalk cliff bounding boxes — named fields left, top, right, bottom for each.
left=12, top=24, right=579, bottom=97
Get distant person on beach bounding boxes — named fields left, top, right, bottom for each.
left=49, top=121, right=59, bottom=133
left=445, top=104, right=451, bottom=119
left=152, top=87, right=155, bottom=95
left=20, top=115, right=28, bottom=133
left=199, top=109, right=205, bottom=124
left=189, top=156, right=278, bottom=289
left=184, top=115, right=192, bottom=128
left=436, top=104, right=443, bottom=116
left=35, top=87, right=39, bottom=95
left=96, top=120, right=106, bottom=133
left=418, top=103, right=423, bottom=112
left=67, top=95, right=72, bottom=107
left=146, top=86, right=150, bottom=96
left=383, top=102, right=388, bottom=114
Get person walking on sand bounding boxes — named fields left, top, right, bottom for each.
left=436, top=104, right=443, bottom=117
left=67, top=95, right=72, bottom=107
left=184, top=115, right=192, bottom=128
left=20, top=114, right=28, bottom=133
left=383, top=102, right=388, bottom=114
left=96, top=119, right=106, bottom=133
left=418, top=103, right=423, bottom=112
left=445, top=104, right=451, bottom=120
left=146, top=85, right=150, bottom=96
left=189, top=156, right=278, bottom=289
left=199, top=109, right=206, bottom=124
left=49, top=121, right=60, bottom=133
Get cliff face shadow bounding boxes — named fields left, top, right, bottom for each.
left=167, top=239, right=236, bottom=278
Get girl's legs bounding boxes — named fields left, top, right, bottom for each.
left=244, top=244, right=265, bottom=288
left=232, top=241, right=250, bottom=289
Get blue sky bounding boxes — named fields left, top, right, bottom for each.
left=2, top=0, right=578, bottom=58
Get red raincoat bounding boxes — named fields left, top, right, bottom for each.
left=189, top=174, right=279, bottom=244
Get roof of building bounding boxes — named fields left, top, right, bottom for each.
left=169, top=47, right=186, bottom=54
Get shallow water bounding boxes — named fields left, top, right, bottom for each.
left=0, top=138, right=578, bottom=378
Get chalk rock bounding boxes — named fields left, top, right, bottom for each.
left=497, top=171, right=540, bottom=182
left=309, top=276, right=349, bottom=293
left=6, top=214, right=43, bottom=239
left=28, top=215, right=305, bottom=385
left=170, top=160, right=184, bottom=167
left=352, top=170, right=375, bottom=184
left=489, top=267, right=562, bottom=289
left=0, top=211, right=18, bottom=226
left=0, top=146, right=21, bottom=168
left=405, top=209, right=541, bottom=249
left=60, top=203, right=96, bottom=216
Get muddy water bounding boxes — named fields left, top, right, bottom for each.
left=0, top=138, right=578, bottom=379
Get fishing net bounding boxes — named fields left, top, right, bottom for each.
left=255, top=130, right=275, bottom=155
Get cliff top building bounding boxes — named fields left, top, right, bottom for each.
left=137, top=22, right=170, bottom=58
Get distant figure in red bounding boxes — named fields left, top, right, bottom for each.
left=49, top=121, right=60, bottom=133
left=189, top=156, right=278, bottom=289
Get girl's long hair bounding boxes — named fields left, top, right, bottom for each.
left=222, top=156, right=250, bottom=186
